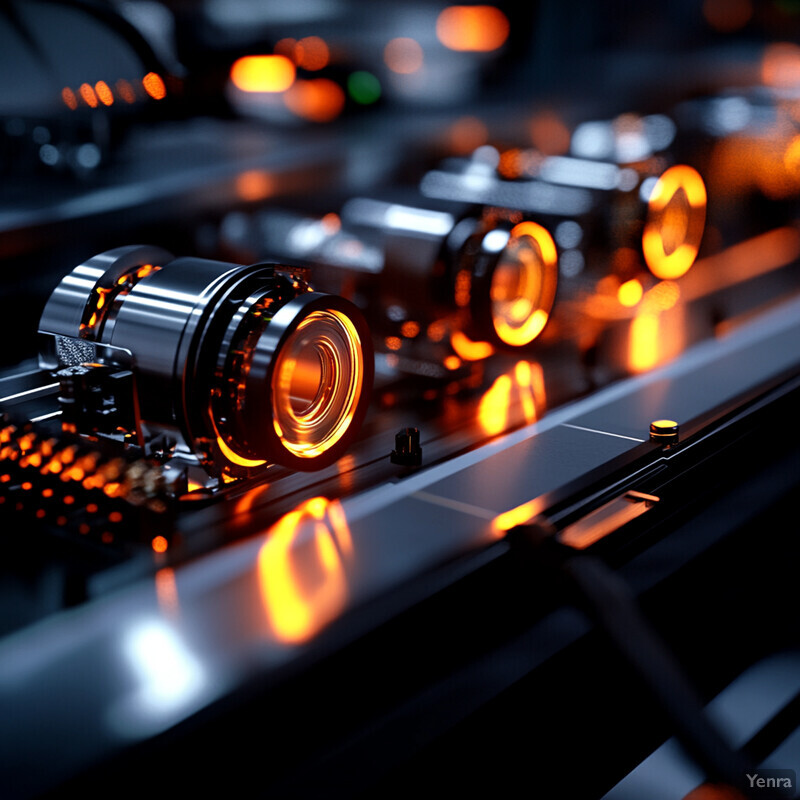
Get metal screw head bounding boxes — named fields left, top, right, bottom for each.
left=391, top=427, right=422, bottom=466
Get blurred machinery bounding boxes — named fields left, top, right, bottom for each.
left=2, top=2, right=800, bottom=798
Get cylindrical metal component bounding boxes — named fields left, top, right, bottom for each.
left=39, top=246, right=373, bottom=477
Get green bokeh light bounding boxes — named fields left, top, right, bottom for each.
left=347, top=71, right=381, bottom=105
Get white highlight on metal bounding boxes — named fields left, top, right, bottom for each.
left=29, top=411, right=62, bottom=423
left=561, top=423, right=646, bottom=442
left=0, top=383, right=59, bottom=404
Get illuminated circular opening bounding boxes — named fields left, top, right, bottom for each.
left=272, top=309, right=364, bottom=459
left=490, top=222, right=558, bottom=347
left=643, top=165, right=707, bottom=280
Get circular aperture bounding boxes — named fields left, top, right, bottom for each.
left=490, top=221, right=558, bottom=347
left=271, top=309, right=364, bottom=459
left=642, top=165, right=707, bottom=280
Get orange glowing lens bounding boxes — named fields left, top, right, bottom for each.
left=271, top=310, right=364, bottom=460
left=230, top=56, right=296, bottom=93
left=643, top=165, right=707, bottom=280
left=490, top=222, right=558, bottom=347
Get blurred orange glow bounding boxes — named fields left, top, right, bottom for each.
left=142, top=72, right=166, bottom=100
left=284, top=78, right=345, bottom=122
left=320, top=212, right=341, bottom=233
left=231, top=56, right=295, bottom=93
left=152, top=536, right=168, bottom=554
left=703, top=0, right=752, bottom=32
left=295, top=36, right=330, bottom=71
left=492, top=497, right=545, bottom=536
left=385, top=336, right=402, bottom=350
left=762, top=42, right=800, bottom=88
left=479, top=374, right=511, bottom=435
left=436, top=6, right=510, bottom=52
left=478, top=359, right=544, bottom=436
left=618, top=279, right=643, bottom=307
left=384, top=37, right=424, bottom=74
left=61, top=87, right=77, bottom=110
left=79, top=83, right=98, bottom=108
left=427, top=320, right=447, bottom=342
left=95, top=81, right=113, bottom=106
left=644, top=280, right=680, bottom=312
left=643, top=165, right=707, bottom=280
left=454, top=269, right=471, bottom=307
left=258, top=497, right=352, bottom=643
left=155, top=567, right=180, bottom=618
left=448, top=116, right=489, bottom=154
left=498, top=148, right=524, bottom=179
left=451, top=330, right=494, bottom=360
left=235, top=169, right=274, bottom=202
left=529, top=110, right=571, bottom=156
left=444, top=355, right=462, bottom=370
left=629, top=313, right=660, bottom=372
left=116, top=79, right=136, bottom=103
left=274, top=38, right=297, bottom=59
left=783, top=134, right=800, bottom=180
left=400, top=320, right=420, bottom=338
left=491, top=222, right=558, bottom=347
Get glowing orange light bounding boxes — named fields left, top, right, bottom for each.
left=103, top=482, right=120, bottom=497
left=295, top=36, right=329, bottom=71
left=258, top=497, right=352, bottom=643
left=274, top=38, right=297, bottom=59
left=116, top=79, right=136, bottom=103
left=529, top=110, right=571, bottom=156
left=448, top=115, right=489, bottom=154
left=109, top=511, right=122, bottom=523
left=284, top=78, right=345, bottom=122
left=155, top=567, right=180, bottom=617
left=444, top=355, right=462, bottom=371
left=492, top=498, right=544, bottom=536
left=142, top=72, right=166, bottom=100
left=629, top=313, right=660, bottom=373
left=478, top=374, right=511, bottom=435
left=618, top=279, right=643, bottom=307
left=451, top=330, right=494, bottom=361
left=703, top=0, right=752, bottom=32
left=400, top=320, right=420, bottom=338
left=79, top=523, right=90, bottom=535
left=231, top=55, right=295, bottom=93
left=644, top=280, right=680, bottom=312
left=427, top=320, right=447, bottom=342
left=436, top=5, right=510, bottom=52
left=235, top=169, right=274, bottom=202
left=79, top=83, right=98, bottom=108
left=42, top=488, right=53, bottom=498
left=95, top=81, right=113, bottom=106
left=320, top=212, right=341, bottom=233
left=152, top=535, right=168, bottom=554
left=491, top=222, right=558, bottom=347
left=21, top=482, right=32, bottom=491
left=643, top=165, right=707, bottom=280
left=35, top=509, right=46, bottom=519
left=384, top=37, right=424, bottom=74
left=762, top=42, right=800, bottom=88
left=61, top=87, right=78, bottom=110
left=454, top=269, right=471, bottom=307
left=385, top=336, right=402, bottom=351
left=101, top=532, right=113, bottom=544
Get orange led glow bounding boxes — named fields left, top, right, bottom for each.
left=79, top=83, right=98, bottom=108
left=444, top=355, right=462, bottom=370
left=61, top=87, right=78, bottom=110
left=109, top=511, right=122, bottom=523
left=235, top=170, right=274, bottom=202
left=629, top=313, right=660, bottom=373
left=79, top=524, right=90, bottom=535
left=216, top=434, right=267, bottom=468
left=152, top=535, right=168, bottom=554
left=295, top=36, right=329, bottom=71
left=231, top=56, right=295, bottom=93
left=155, top=567, right=180, bottom=617
left=258, top=497, right=352, bottom=643
left=284, top=78, right=345, bottom=122
left=448, top=116, right=489, bottom=154
left=644, top=280, right=680, bottom=312
left=529, top=110, right=571, bottom=156
left=436, top=5, right=509, bottom=52
left=275, top=38, right=297, bottom=59
left=384, top=37, right=424, bottom=74
left=479, top=374, right=511, bottom=435
left=385, top=336, right=402, bottom=351
left=451, top=330, right=494, bottom=361
left=42, top=488, right=53, bottom=498
left=320, top=212, right=341, bottom=233
left=142, top=72, right=166, bottom=100
left=455, top=269, right=471, bottom=307
left=116, top=79, right=136, bottom=103
left=95, top=81, right=113, bottom=106
left=618, top=279, right=643, bottom=307
left=427, top=320, right=448, bottom=342
left=478, top=360, right=544, bottom=436
left=643, top=165, right=707, bottom=280
left=35, top=509, right=46, bottom=519
left=400, top=321, right=420, bottom=338
left=21, top=482, right=32, bottom=491
left=491, top=222, right=558, bottom=347
left=762, top=42, right=800, bottom=88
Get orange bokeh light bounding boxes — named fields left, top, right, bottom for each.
left=451, top=330, right=494, bottom=361
left=79, top=83, right=98, bottom=108
left=142, top=72, right=167, bottom=100
left=618, top=279, right=643, bottom=307
left=116, top=79, right=136, bottom=103
left=384, top=37, right=424, bottom=74
left=436, top=5, right=510, bottom=52
left=231, top=55, right=296, bottom=93
left=762, top=42, right=800, bottom=88
left=295, top=36, right=330, bottom=71
left=61, top=87, right=78, bottom=110
left=152, top=535, right=168, bottom=554
left=284, top=78, right=345, bottom=122
left=95, top=81, right=114, bottom=106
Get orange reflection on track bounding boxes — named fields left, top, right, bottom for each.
left=492, top=497, right=546, bottom=538
left=478, top=360, right=545, bottom=436
left=258, top=497, right=353, bottom=644
left=451, top=330, right=494, bottom=361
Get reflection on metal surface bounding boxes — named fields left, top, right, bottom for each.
left=643, top=165, right=707, bottom=280
left=155, top=568, right=180, bottom=618
left=258, top=497, right=353, bottom=644
left=492, top=497, right=546, bottom=537
left=119, top=620, right=205, bottom=723
left=478, top=360, right=545, bottom=435
left=451, top=330, right=494, bottom=361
